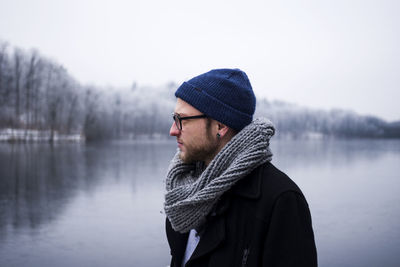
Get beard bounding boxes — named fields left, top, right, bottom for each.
left=179, top=125, right=219, bottom=164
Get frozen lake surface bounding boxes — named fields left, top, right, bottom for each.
left=0, top=139, right=399, bottom=267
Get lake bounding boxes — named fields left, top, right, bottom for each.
left=0, top=139, right=399, bottom=267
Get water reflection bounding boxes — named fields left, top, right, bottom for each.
left=0, top=142, right=176, bottom=267
left=0, top=144, right=84, bottom=232
left=0, top=139, right=399, bottom=267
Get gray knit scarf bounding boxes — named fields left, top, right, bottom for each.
left=164, top=118, right=275, bottom=233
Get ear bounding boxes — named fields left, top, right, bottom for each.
left=217, top=123, right=230, bottom=138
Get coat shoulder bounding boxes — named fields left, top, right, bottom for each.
left=260, top=162, right=303, bottom=197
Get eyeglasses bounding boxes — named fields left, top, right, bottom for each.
left=172, top=113, right=207, bottom=130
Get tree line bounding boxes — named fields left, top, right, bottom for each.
left=0, top=41, right=174, bottom=141
left=0, top=41, right=399, bottom=141
left=256, top=99, right=400, bottom=139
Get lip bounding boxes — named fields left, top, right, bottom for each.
left=177, top=140, right=183, bottom=148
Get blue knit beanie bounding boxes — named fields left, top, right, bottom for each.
left=175, top=68, right=256, bottom=132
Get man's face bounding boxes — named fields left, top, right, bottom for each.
left=170, top=98, right=219, bottom=164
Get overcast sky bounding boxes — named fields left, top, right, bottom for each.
left=0, top=0, right=399, bottom=121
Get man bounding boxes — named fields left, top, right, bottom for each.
left=164, top=68, right=317, bottom=267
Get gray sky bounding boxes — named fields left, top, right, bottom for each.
left=1, top=0, right=399, bottom=121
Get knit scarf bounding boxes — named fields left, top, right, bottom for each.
left=164, top=118, right=275, bottom=233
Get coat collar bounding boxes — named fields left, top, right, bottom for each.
left=186, top=214, right=226, bottom=264
left=229, top=163, right=263, bottom=199
left=166, top=218, right=189, bottom=265
left=166, top=214, right=226, bottom=266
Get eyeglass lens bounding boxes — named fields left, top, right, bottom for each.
left=173, top=114, right=181, bottom=130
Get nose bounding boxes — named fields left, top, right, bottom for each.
left=170, top=122, right=180, bottom=136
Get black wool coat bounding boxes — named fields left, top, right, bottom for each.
left=166, top=162, right=317, bottom=267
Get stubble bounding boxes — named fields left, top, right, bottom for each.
left=179, top=119, right=219, bottom=164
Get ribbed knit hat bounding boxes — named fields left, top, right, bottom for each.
left=175, top=68, right=256, bottom=131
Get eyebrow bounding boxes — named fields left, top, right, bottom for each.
left=174, top=112, right=188, bottom=116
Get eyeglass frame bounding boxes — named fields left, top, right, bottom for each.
left=172, top=113, right=208, bottom=130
